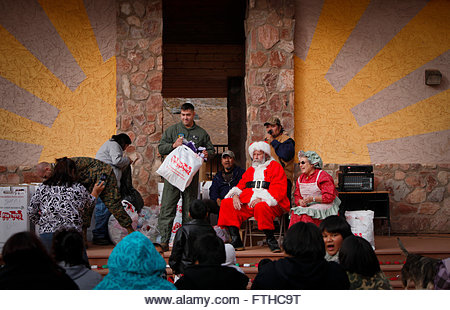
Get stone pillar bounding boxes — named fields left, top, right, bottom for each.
left=116, top=0, right=163, bottom=206
left=245, top=0, right=295, bottom=161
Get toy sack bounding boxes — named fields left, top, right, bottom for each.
left=108, top=200, right=139, bottom=245
left=345, top=210, right=375, bottom=249
left=156, top=145, right=203, bottom=192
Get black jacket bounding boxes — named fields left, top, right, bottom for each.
left=175, top=264, right=249, bottom=290
left=0, top=258, right=79, bottom=290
left=169, top=219, right=216, bottom=274
left=251, top=256, right=350, bottom=290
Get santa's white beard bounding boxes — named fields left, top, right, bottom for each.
left=252, top=158, right=266, bottom=167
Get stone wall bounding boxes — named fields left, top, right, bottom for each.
left=314, top=164, right=450, bottom=234
left=115, top=0, right=163, bottom=206
left=245, top=0, right=295, bottom=154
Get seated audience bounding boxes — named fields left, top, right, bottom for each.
left=218, top=141, right=290, bottom=252
left=94, top=232, right=176, bottom=290
left=319, top=215, right=353, bottom=262
left=169, top=200, right=216, bottom=275
left=52, top=229, right=103, bottom=290
left=339, top=236, right=392, bottom=290
left=175, top=234, right=249, bottom=290
left=29, top=157, right=105, bottom=251
left=209, top=150, right=245, bottom=215
left=251, top=222, right=350, bottom=290
left=289, top=151, right=340, bottom=227
left=0, top=232, right=78, bottom=290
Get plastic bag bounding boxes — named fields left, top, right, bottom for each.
left=156, top=145, right=203, bottom=191
left=137, top=206, right=160, bottom=242
left=108, top=200, right=139, bottom=245
left=169, top=197, right=183, bottom=246
left=345, top=210, right=375, bottom=249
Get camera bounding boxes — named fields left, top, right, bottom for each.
left=268, top=129, right=273, bottom=135
left=98, top=173, right=107, bottom=185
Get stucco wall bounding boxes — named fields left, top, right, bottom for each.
left=0, top=0, right=117, bottom=165
left=294, top=0, right=449, bottom=164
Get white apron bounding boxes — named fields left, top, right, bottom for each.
left=291, top=170, right=340, bottom=220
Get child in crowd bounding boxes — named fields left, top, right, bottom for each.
left=169, top=199, right=216, bottom=276
left=153, top=243, right=165, bottom=257
left=319, top=215, right=353, bottom=262
left=174, top=234, right=249, bottom=290
left=339, top=235, right=392, bottom=290
left=251, top=222, right=349, bottom=290
left=52, top=229, right=103, bottom=290
left=213, top=226, right=244, bottom=273
left=153, top=242, right=169, bottom=281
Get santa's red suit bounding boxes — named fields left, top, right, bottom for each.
left=218, top=142, right=290, bottom=231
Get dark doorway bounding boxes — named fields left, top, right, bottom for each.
left=162, top=0, right=247, bottom=176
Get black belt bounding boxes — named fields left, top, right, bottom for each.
left=245, top=181, right=270, bottom=189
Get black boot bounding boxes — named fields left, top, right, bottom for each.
left=228, top=226, right=244, bottom=251
left=264, top=230, right=281, bottom=253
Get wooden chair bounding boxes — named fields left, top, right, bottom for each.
left=243, top=215, right=286, bottom=247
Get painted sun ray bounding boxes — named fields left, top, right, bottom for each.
left=326, top=0, right=428, bottom=92
left=367, top=130, right=450, bottom=164
left=83, top=0, right=116, bottom=63
left=0, top=25, right=72, bottom=110
left=0, top=76, right=59, bottom=128
left=305, top=0, right=370, bottom=72
left=39, top=0, right=104, bottom=76
left=339, top=0, right=450, bottom=108
left=0, top=108, right=50, bottom=145
left=0, top=139, right=44, bottom=166
left=294, top=0, right=324, bottom=61
left=363, top=90, right=450, bottom=144
left=352, top=50, right=450, bottom=127
left=0, top=0, right=86, bottom=91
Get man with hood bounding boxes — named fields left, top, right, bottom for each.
left=218, top=141, right=290, bottom=252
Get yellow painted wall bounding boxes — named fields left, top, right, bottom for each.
left=294, top=0, right=450, bottom=164
left=0, top=0, right=116, bottom=164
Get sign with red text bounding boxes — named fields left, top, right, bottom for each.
left=0, top=186, right=30, bottom=251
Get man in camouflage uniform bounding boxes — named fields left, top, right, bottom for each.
left=35, top=157, right=134, bottom=240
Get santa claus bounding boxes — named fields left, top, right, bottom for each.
left=218, top=141, right=290, bottom=252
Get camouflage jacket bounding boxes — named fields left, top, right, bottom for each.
left=346, top=271, right=392, bottom=290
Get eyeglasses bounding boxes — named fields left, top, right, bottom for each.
left=299, top=161, right=307, bottom=165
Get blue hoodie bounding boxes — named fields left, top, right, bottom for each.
left=94, top=232, right=176, bottom=290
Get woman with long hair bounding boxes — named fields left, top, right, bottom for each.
left=27, top=157, right=104, bottom=251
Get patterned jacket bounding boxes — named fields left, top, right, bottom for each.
left=28, top=183, right=95, bottom=234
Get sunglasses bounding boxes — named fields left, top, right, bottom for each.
left=299, top=161, right=308, bottom=165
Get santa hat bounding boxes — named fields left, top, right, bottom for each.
left=248, top=141, right=271, bottom=158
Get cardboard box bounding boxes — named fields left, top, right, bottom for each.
left=0, top=186, right=30, bottom=251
